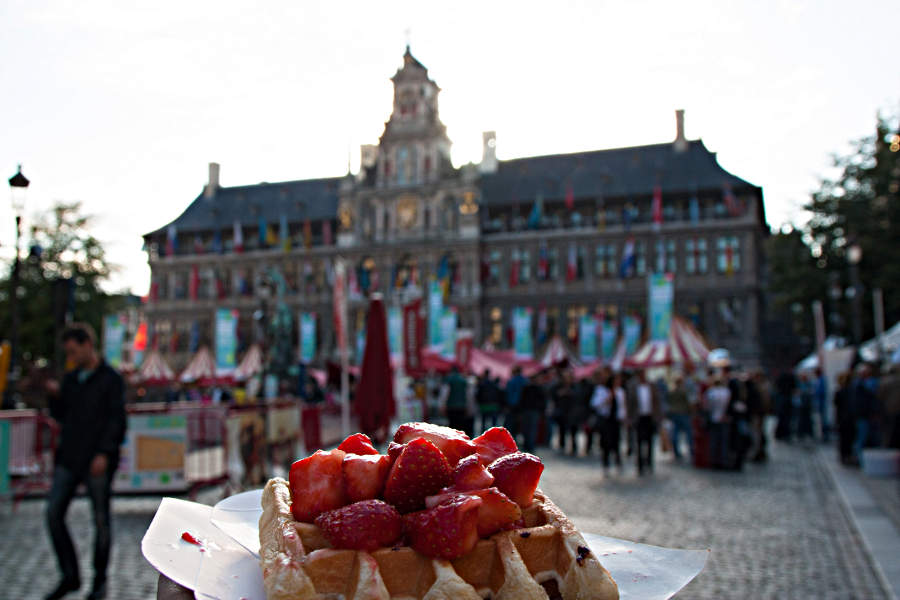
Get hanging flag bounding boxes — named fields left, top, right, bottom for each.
left=215, top=270, right=226, bottom=299
left=538, top=243, right=549, bottom=280
left=623, top=202, right=634, bottom=232
left=322, top=220, right=333, bottom=246
left=189, top=265, right=199, bottom=300
left=358, top=265, right=371, bottom=294
left=258, top=216, right=267, bottom=247
left=619, top=237, right=636, bottom=279
left=565, top=184, right=575, bottom=211
left=193, top=235, right=204, bottom=254
left=566, top=243, right=578, bottom=282
left=652, top=185, right=663, bottom=231
left=303, top=219, right=312, bottom=249
left=279, top=215, right=290, bottom=252
left=212, top=229, right=223, bottom=254
left=233, top=220, right=243, bottom=253
left=527, top=193, right=543, bottom=229
left=133, top=321, right=148, bottom=352
left=723, top=184, right=741, bottom=216
left=189, top=320, right=200, bottom=353
left=166, top=225, right=177, bottom=256
left=725, top=243, right=734, bottom=276
left=689, top=196, right=700, bottom=223
left=437, top=254, right=450, bottom=301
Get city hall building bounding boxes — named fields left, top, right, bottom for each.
left=143, top=47, right=769, bottom=369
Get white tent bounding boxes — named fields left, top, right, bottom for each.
left=860, top=321, right=900, bottom=363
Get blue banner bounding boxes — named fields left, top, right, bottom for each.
left=600, top=319, right=618, bottom=359
left=512, top=307, right=533, bottom=359
left=648, top=273, right=674, bottom=341
left=299, top=312, right=317, bottom=363
left=623, top=315, right=642, bottom=355
left=215, top=308, right=239, bottom=374
left=440, top=308, right=457, bottom=360
left=103, top=314, right=126, bottom=368
left=388, top=307, right=402, bottom=359
left=579, top=315, right=597, bottom=361
left=428, top=279, right=443, bottom=350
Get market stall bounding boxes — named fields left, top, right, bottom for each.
left=625, top=316, right=710, bottom=369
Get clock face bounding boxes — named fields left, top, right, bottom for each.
left=397, top=195, right=418, bottom=229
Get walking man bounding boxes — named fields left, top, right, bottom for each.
left=45, top=324, right=127, bottom=600
left=628, top=370, right=661, bottom=475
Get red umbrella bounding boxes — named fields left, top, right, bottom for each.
left=355, top=294, right=395, bottom=440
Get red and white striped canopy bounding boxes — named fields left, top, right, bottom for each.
left=180, top=346, right=217, bottom=383
left=625, top=317, right=710, bottom=369
left=234, top=344, right=264, bottom=381
left=537, top=335, right=581, bottom=368
left=135, top=350, right=175, bottom=386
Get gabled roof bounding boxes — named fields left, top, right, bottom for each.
left=145, top=176, right=341, bottom=237
left=479, top=139, right=757, bottom=206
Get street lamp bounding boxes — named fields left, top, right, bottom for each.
left=847, top=243, right=863, bottom=350
left=5, top=165, right=29, bottom=409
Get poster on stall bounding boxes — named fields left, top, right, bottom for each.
left=648, top=272, right=675, bottom=341
left=428, top=279, right=443, bottom=350
left=600, top=318, right=618, bottom=360
left=299, top=312, right=317, bottom=363
left=623, top=315, right=642, bottom=355
left=512, top=307, right=534, bottom=360
left=579, top=315, right=597, bottom=361
left=439, top=307, right=457, bottom=360
left=103, top=314, right=126, bottom=368
left=388, top=307, right=402, bottom=360
left=114, top=413, right=187, bottom=493
left=215, top=308, right=239, bottom=375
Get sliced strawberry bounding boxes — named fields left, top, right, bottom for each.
left=472, top=427, right=519, bottom=465
left=383, top=438, right=451, bottom=513
left=466, top=487, right=522, bottom=537
left=386, top=441, right=405, bottom=468
left=403, top=494, right=482, bottom=559
left=487, top=452, right=544, bottom=508
left=424, top=489, right=465, bottom=509
left=289, top=449, right=348, bottom=522
left=393, top=422, right=476, bottom=466
left=314, top=499, right=402, bottom=551
left=337, top=433, right=379, bottom=455
left=451, top=454, right=495, bottom=491
left=342, top=453, right=392, bottom=502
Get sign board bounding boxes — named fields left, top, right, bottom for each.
left=299, top=312, right=317, bottom=363
left=512, top=307, right=534, bottom=359
left=579, top=315, right=598, bottom=361
left=114, top=414, right=188, bottom=492
left=648, top=273, right=674, bottom=342
left=215, top=308, right=239, bottom=375
left=623, top=315, right=642, bottom=355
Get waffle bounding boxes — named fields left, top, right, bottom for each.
left=259, top=477, right=619, bottom=600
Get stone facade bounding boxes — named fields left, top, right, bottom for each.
left=143, top=47, right=768, bottom=368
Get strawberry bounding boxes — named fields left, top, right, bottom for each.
left=289, top=449, right=348, bottom=522
left=403, top=494, right=482, bottom=559
left=451, top=454, right=495, bottom=491
left=487, top=452, right=544, bottom=508
left=383, top=438, right=451, bottom=513
left=342, top=453, right=392, bottom=502
left=337, top=433, right=379, bottom=455
left=393, top=422, right=476, bottom=466
left=314, top=500, right=402, bottom=551
left=466, top=487, right=522, bottom=537
left=472, top=427, right=519, bottom=465
left=386, top=441, right=405, bottom=467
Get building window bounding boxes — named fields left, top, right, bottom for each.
left=548, top=247, right=560, bottom=280
left=488, top=250, right=502, bottom=286
left=685, top=238, right=708, bottom=274
left=654, top=239, right=677, bottom=273
left=594, top=243, right=616, bottom=278
left=520, top=249, right=531, bottom=283
left=397, top=147, right=409, bottom=185
left=634, top=241, right=646, bottom=276
left=716, top=236, right=741, bottom=273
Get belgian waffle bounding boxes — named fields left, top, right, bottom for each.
left=259, top=477, right=619, bottom=600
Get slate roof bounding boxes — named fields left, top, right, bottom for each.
left=480, top=139, right=758, bottom=206
left=145, top=176, right=341, bottom=237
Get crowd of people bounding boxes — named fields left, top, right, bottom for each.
left=422, top=363, right=773, bottom=475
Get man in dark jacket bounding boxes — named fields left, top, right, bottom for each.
left=45, top=323, right=127, bottom=600
left=520, top=373, right=548, bottom=453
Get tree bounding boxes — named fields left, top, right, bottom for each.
left=0, top=202, right=125, bottom=368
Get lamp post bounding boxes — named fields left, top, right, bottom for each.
left=847, top=243, right=863, bottom=350
left=5, top=165, right=29, bottom=409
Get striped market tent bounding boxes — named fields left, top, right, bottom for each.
left=625, top=316, right=710, bottom=369
left=180, top=346, right=218, bottom=384
left=134, top=349, right=175, bottom=386
left=234, top=344, right=264, bottom=381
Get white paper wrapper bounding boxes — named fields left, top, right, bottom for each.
left=142, top=491, right=708, bottom=600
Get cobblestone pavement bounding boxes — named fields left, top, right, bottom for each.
left=0, top=442, right=890, bottom=599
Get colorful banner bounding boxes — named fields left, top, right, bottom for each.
left=428, top=279, right=444, bottom=350
left=579, top=315, right=597, bottom=361
left=299, top=312, right=317, bottom=363
left=403, top=299, right=425, bottom=376
left=600, top=318, right=618, bottom=359
left=455, top=331, right=473, bottom=367
left=215, top=308, right=239, bottom=374
left=623, top=315, right=642, bottom=355
left=356, top=328, right=366, bottom=365
left=103, top=314, right=126, bottom=368
left=439, top=307, right=457, bottom=360
left=512, top=307, right=534, bottom=359
left=113, top=413, right=187, bottom=492
left=648, top=273, right=675, bottom=341
left=388, top=307, right=402, bottom=360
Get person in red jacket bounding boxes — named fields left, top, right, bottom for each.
left=44, top=323, right=127, bottom=600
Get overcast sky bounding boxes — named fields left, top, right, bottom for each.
left=2, top=0, right=898, bottom=295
